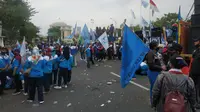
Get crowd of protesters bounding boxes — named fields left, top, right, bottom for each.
left=0, top=37, right=122, bottom=104
left=144, top=37, right=200, bottom=112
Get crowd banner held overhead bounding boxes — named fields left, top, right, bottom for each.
left=98, top=32, right=109, bottom=50
left=141, top=0, right=149, bottom=8
left=120, top=25, right=150, bottom=88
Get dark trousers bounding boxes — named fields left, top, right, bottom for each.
left=24, top=76, right=29, bottom=93
left=53, top=69, right=58, bottom=85
left=0, top=71, right=6, bottom=94
left=67, top=70, right=72, bottom=83
left=80, top=52, right=85, bottom=59
left=28, top=77, right=43, bottom=101
left=43, top=73, right=51, bottom=92
left=14, top=74, right=22, bottom=92
left=58, top=68, right=68, bottom=86
left=87, top=57, right=91, bottom=68
left=191, top=75, right=200, bottom=104
left=90, top=55, right=95, bottom=65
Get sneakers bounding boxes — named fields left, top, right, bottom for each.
left=54, top=86, right=62, bottom=89
left=39, top=101, right=44, bottom=104
left=64, top=85, right=68, bottom=88
left=27, top=99, right=33, bottom=103
left=12, top=91, right=21, bottom=96
left=23, top=92, right=28, bottom=96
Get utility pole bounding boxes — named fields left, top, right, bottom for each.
left=0, top=21, right=4, bottom=47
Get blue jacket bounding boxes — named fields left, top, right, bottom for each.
left=12, top=57, right=21, bottom=74
left=68, top=55, right=73, bottom=70
left=28, top=56, right=45, bottom=77
left=52, top=55, right=59, bottom=70
left=43, top=56, right=53, bottom=73
left=86, top=48, right=91, bottom=58
left=58, top=55, right=69, bottom=69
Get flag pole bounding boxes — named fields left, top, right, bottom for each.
left=149, top=3, right=152, bottom=42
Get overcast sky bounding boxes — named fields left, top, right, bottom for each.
left=28, top=0, right=194, bottom=36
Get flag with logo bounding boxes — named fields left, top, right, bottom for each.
left=120, top=25, right=150, bottom=88
left=98, top=32, right=109, bottom=50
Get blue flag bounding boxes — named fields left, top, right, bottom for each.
left=81, top=24, right=90, bottom=45
left=120, top=25, right=150, bottom=88
left=66, top=23, right=77, bottom=39
left=178, top=6, right=182, bottom=21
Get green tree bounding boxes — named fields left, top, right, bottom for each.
left=0, top=0, right=38, bottom=42
left=47, top=26, right=61, bottom=41
left=134, top=25, right=141, bottom=31
left=152, top=13, right=178, bottom=28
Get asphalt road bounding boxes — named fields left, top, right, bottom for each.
left=0, top=59, right=160, bottom=112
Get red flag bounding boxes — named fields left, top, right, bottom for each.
left=150, top=0, right=159, bottom=12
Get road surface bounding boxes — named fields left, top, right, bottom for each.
left=0, top=59, right=166, bottom=112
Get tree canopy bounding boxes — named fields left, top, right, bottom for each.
left=0, top=0, right=39, bottom=42
left=47, top=26, right=61, bottom=41
left=152, top=13, right=178, bottom=28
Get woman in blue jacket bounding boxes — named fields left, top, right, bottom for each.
left=25, top=47, right=45, bottom=104
left=54, top=46, right=71, bottom=89
left=43, top=55, right=53, bottom=93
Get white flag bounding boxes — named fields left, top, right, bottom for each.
left=131, top=9, right=136, bottom=19
left=98, top=32, right=109, bottom=50
left=20, top=37, right=26, bottom=65
left=141, top=17, right=149, bottom=27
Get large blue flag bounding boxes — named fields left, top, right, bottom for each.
left=120, top=25, right=150, bottom=88
left=81, top=24, right=90, bottom=45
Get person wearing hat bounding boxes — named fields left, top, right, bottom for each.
left=152, top=54, right=196, bottom=112
left=190, top=37, right=200, bottom=107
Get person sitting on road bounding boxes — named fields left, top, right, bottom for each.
left=152, top=54, right=196, bottom=112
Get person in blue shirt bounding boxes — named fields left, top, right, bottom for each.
left=22, top=59, right=31, bottom=96
left=0, top=47, right=10, bottom=95
left=12, top=49, right=23, bottom=95
left=85, top=44, right=91, bottom=68
left=43, top=54, right=53, bottom=93
left=54, top=46, right=70, bottom=89
left=24, top=47, right=45, bottom=104
left=67, top=54, right=73, bottom=84
left=52, top=54, right=59, bottom=85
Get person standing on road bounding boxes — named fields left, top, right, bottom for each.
left=25, top=47, right=45, bottom=104
left=152, top=54, right=196, bottom=112
left=12, top=49, right=23, bottom=95
left=190, top=37, right=200, bottom=108
left=146, top=41, right=166, bottom=104
left=54, top=46, right=70, bottom=89
left=85, top=44, right=92, bottom=68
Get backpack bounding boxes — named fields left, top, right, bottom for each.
left=163, top=73, right=187, bottom=112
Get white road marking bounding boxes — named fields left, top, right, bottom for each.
left=110, top=72, right=150, bottom=91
